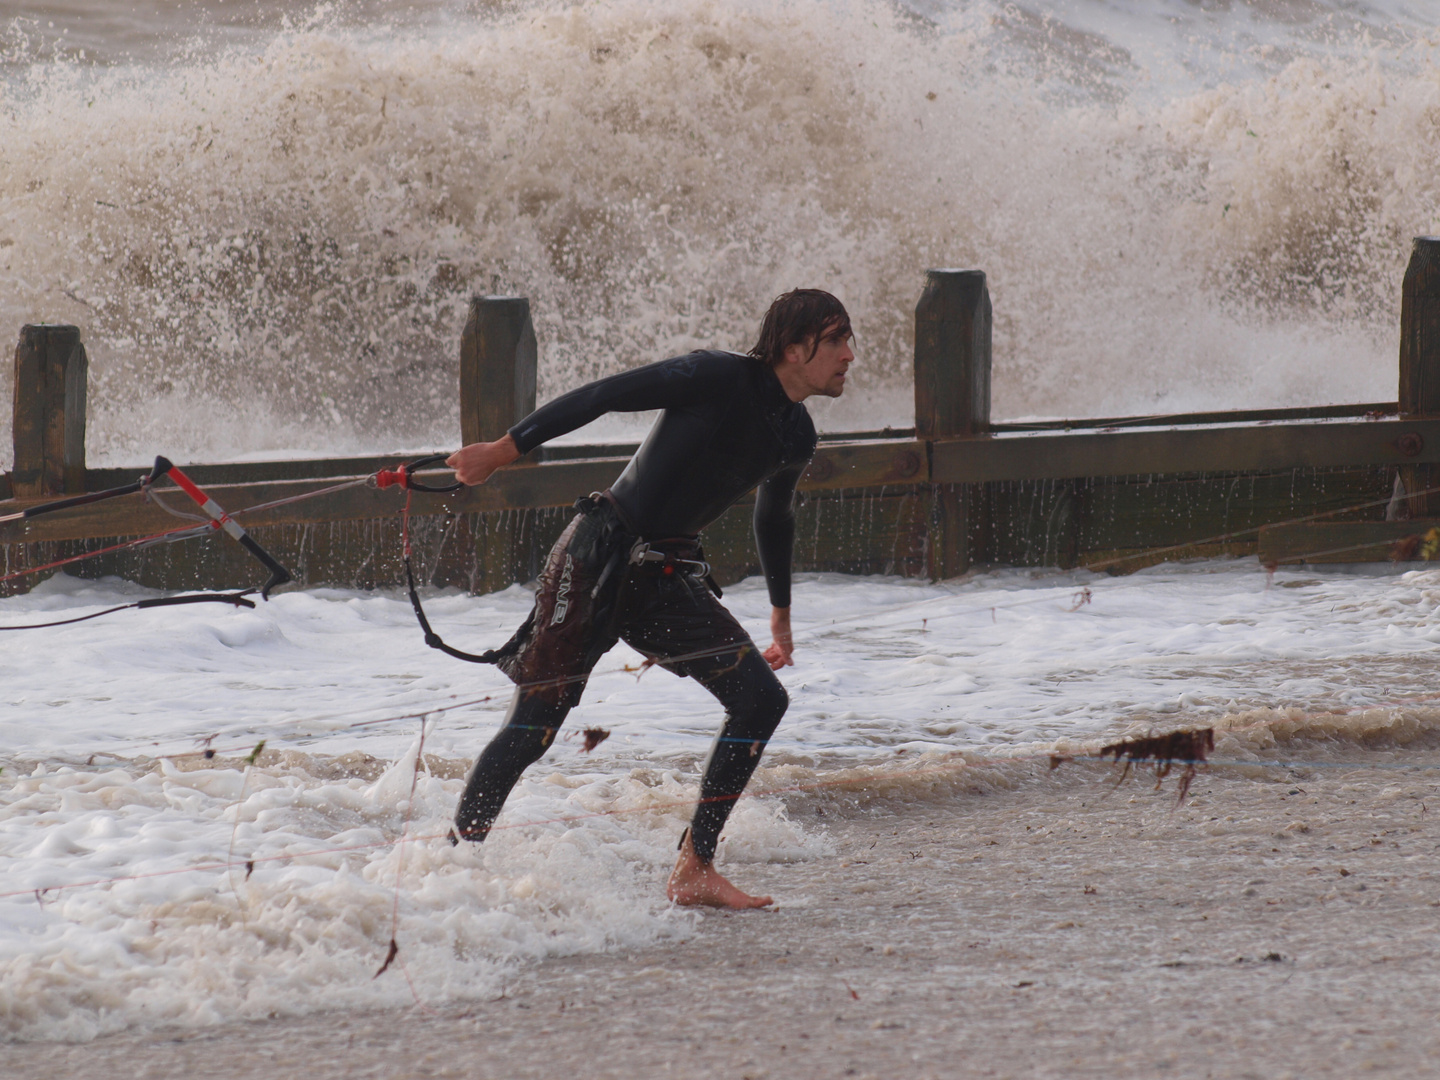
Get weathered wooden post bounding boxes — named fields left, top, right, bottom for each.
left=1399, top=238, right=1440, bottom=518
left=459, top=297, right=539, bottom=593
left=12, top=323, right=87, bottom=498
left=914, top=270, right=991, bottom=579
left=460, top=296, right=537, bottom=445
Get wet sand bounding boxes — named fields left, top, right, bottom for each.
left=9, top=755, right=1440, bottom=1079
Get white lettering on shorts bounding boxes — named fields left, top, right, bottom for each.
left=551, top=554, right=574, bottom=625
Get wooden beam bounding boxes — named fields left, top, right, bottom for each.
left=1398, top=238, right=1440, bottom=517
left=460, top=296, right=537, bottom=446
left=932, top=418, right=1440, bottom=484
left=800, top=439, right=927, bottom=490
left=914, top=269, right=990, bottom=439
left=457, top=295, right=539, bottom=591
left=84, top=454, right=444, bottom=490
left=82, top=426, right=915, bottom=489
left=914, top=269, right=990, bottom=579
left=993, top=400, right=1396, bottom=432
left=1, top=439, right=929, bottom=543
left=0, top=418, right=1423, bottom=547
left=12, top=324, right=87, bottom=497
left=1258, top=520, right=1440, bottom=565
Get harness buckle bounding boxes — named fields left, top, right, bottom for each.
left=628, top=541, right=663, bottom=566
left=628, top=540, right=710, bottom=578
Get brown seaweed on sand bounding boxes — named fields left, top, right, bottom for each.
left=374, top=937, right=399, bottom=979
left=1098, top=728, right=1214, bottom=805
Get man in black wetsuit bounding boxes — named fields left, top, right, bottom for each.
left=446, top=289, right=853, bottom=908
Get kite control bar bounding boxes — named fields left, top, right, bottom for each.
left=155, top=457, right=292, bottom=599
left=373, top=453, right=463, bottom=494
left=0, top=456, right=174, bottom=524
left=0, top=454, right=293, bottom=604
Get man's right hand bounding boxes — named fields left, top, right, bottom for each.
left=447, top=434, right=521, bottom=486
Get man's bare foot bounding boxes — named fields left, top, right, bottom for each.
left=667, top=832, right=773, bottom=909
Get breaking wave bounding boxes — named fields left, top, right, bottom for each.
left=0, top=0, right=1435, bottom=462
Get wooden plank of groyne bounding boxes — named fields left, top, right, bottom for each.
left=77, top=428, right=908, bottom=491
left=1258, top=520, right=1440, bottom=564
left=1079, top=467, right=1386, bottom=547
left=0, top=440, right=925, bottom=544
left=973, top=466, right=1394, bottom=570
left=992, top=401, right=1397, bottom=432
left=932, top=418, right=1440, bottom=484
left=3, top=485, right=925, bottom=595
left=801, top=439, right=927, bottom=489
left=83, top=455, right=432, bottom=490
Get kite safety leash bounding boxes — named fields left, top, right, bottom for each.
left=375, top=454, right=502, bottom=666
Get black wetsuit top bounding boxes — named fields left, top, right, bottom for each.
left=508, top=350, right=816, bottom=608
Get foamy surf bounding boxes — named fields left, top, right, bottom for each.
left=0, top=746, right=831, bottom=1042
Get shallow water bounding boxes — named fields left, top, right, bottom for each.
left=4, top=561, right=1440, bottom=1040
left=9, top=760, right=1440, bottom=1078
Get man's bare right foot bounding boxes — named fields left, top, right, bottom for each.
left=666, top=831, right=773, bottom=909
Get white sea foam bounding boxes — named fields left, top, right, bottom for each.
left=4, top=560, right=1440, bottom=1038
left=0, top=0, right=1436, bottom=466
left=0, top=745, right=825, bottom=1042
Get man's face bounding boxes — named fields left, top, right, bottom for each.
left=784, top=329, right=854, bottom=400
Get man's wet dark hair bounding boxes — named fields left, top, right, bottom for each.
left=748, top=289, right=852, bottom=367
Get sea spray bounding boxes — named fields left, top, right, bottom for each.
left=1, top=1, right=1438, bottom=467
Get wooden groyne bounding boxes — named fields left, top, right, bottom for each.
left=4, top=238, right=1440, bottom=597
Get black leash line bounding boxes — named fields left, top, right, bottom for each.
left=376, top=454, right=502, bottom=665
left=0, top=591, right=257, bottom=630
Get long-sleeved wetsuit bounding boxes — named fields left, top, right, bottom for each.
left=455, top=351, right=816, bottom=860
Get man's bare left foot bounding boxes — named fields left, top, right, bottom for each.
left=667, top=832, right=773, bottom=909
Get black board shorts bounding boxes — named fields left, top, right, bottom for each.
left=491, top=496, right=753, bottom=707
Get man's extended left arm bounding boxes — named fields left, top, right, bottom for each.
left=764, top=606, right=794, bottom=670
left=754, top=460, right=806, bottom=670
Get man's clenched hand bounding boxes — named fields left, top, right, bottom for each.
left=762, top=606, right=794, bottom=670
left=447, top=434, right=521, bottom=486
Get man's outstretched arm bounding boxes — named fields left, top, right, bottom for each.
left=450, top=353, right=733, bottom=486
left=447, top=433, right=520, bottom=486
